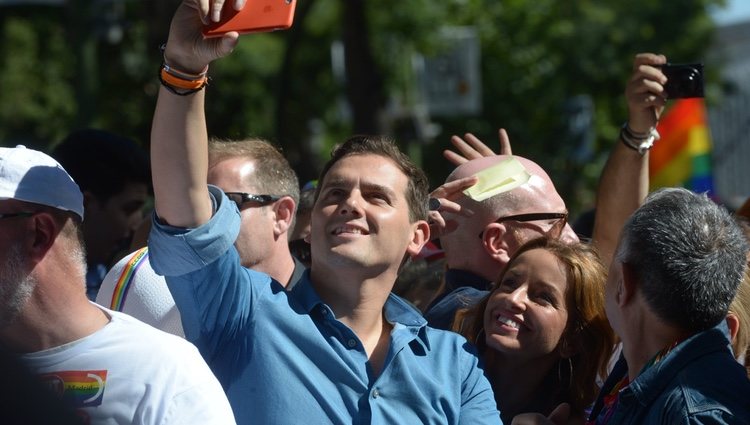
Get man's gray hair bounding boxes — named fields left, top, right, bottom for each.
left=616, top=187, right=748, bottom=332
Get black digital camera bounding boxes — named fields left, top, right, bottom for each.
left=660, top=63, right=704, bottom=99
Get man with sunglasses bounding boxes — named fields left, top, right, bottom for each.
left=207, top=138, right=304, bottom=288
left=95, top=138, right=304, bottom=335
left=424, top=154, right=577, bottom=330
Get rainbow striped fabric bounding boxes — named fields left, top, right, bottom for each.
left=108, top=247, right=149, bottom=311
left=649, top=98, right=714, bottom=194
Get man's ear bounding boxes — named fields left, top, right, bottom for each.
left=272, top=196, right=296, bottom=238
left=726, top=313, right=740, bottom=344
left=483, top=223, right=514, bottom=264
left=28, top=212, right=61, bottom=262
left=406, top=220, right=430, bottom=258
left=619, top=262, right=638, bottom=306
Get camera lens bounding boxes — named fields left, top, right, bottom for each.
left=662, top=63, right=704, bottom=99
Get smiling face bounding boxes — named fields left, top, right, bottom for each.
left=310, top=154, right=425, bottom=275
left=483, top=248, right=570, bottom=362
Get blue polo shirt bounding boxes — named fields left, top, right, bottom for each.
left=148, top=186, right=502, bottom=425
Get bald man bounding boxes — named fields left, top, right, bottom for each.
left=424, top=154, right=577, bottom=329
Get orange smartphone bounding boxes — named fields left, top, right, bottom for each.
left=202, top=0, right=297, bottom=37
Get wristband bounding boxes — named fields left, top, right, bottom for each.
left=158, top=43, right=210, bottom=96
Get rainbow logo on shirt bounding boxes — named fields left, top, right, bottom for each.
left=38, top=370, right=108, bottom=407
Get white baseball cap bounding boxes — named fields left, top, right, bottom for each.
left=0, top=145, right=84, bottom=220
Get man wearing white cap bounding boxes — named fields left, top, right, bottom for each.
left=0, top=146, right=235, bottom=424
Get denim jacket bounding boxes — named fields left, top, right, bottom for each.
left=589, top=322, right=750, bottom=424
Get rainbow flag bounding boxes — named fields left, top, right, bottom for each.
left=649, top=98, right=714, bottom=194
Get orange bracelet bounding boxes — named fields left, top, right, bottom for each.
left=160, top=68, right=208, bottom=90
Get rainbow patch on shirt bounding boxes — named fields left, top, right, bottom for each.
left=38, top=370, right=108, bottom=407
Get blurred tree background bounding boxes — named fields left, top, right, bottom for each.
left=0, top=0, right=723, bottom=217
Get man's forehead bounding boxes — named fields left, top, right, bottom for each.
left=208, top=157, right=261, bottom=189
left=209, top=156, right=257, bottom=174
left=323, top=154, right=406, bottom=183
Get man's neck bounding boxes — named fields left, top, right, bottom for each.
left=2, top=297, right=109, bottom=353
left=312, top=265, right=394, bottom=314
left=255, top=250, right=297, bottom=288
left=310, top=266, right=396, bottom=376
left=621, top=312, right=687, bottom=382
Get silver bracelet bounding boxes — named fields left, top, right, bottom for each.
left=620, top=122, right=660, bottom=155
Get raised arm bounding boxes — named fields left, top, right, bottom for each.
left=592, top=53, right=667, bottom=265
left=443, top=128, right=512, bottom=166
left=151, top=0, right=242, bottom=227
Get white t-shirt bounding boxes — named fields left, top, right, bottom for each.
left=21, top=307, right=235, bottom=425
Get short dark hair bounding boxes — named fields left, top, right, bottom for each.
left=617, top=188, right=749, bottom=333
left=52, top=129, right=151, bottom=203
left=314, top=135, right=429, bottom=222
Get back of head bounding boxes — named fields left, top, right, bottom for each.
left=52, top=129, right=151, bottom=203
left=440, top=155, right=566, bottom=268
left=209, top=138, right=300, bottom=205
left=315, top=135, right=429, bottom=222
left=617, top=188, right=749, bottom=333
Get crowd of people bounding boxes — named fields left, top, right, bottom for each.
left=2, top=1, right=750, bottom=424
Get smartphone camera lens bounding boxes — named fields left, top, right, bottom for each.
left=662, top=63, right=704, bottom=99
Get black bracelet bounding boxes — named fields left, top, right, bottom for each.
left=158, top=66, right=210, bottom=96
left=157, top=43, right=210, bottom=96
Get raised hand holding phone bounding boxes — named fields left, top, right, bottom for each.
left=203, top=0, right=297, bottom=37
left=163, top=0, right=243, bottom=75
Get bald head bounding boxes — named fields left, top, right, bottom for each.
left=440, top=155, right=575, bottom=280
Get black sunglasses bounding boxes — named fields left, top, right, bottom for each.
left=224, top=192, right=282, bottom=209
left=478, top=212, right=568, bottom=239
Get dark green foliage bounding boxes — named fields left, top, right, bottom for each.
left=0, top=0, right=722, bottom=213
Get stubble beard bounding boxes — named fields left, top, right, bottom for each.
left=0, top=244, right=38, bottom=327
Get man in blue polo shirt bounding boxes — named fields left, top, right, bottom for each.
left=147, top=1, right=501, bottom=424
